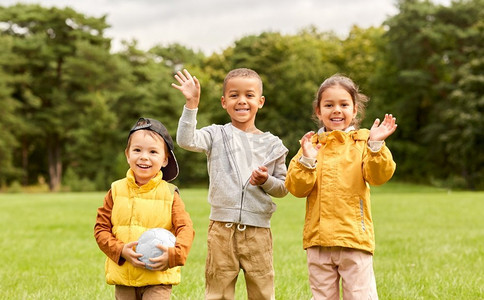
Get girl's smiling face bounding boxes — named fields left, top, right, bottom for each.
left=316, top=85, right=357, bottom=131
left=125, top=130, right=168, bottom=186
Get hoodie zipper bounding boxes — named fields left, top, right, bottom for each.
left=238, top=178, right=251, bottom=224
left=238, top=154, right=280, bottom=224
left=222, top=127, right=282, bottom=225
left=221, top=128, right=245, bottom=224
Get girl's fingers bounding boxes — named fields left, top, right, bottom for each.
left=374, top=118, right=381, bottom=126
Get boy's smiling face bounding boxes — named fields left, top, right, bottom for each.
left=221, top=76, right=265, bottom=132
left=125, top=130, right=168, bottom=186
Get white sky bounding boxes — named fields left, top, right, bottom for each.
left=1, top=0, right=452, bottom=54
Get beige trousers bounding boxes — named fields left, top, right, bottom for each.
left=205, top=221, right=275, bottom=300
left=306, top=246, right=378, bottom=300
left=115, top=284, right=172, bottom=300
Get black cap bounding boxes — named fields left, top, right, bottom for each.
left=128, top=117, right=179, bottom=182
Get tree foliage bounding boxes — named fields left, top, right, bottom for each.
left=374, top=0, right=484, bottom=188
left=0, top=35, right=21, bottom=184
left=0, top=4, right=115, bottom=191
left=0, top=1, right=482, bottom=191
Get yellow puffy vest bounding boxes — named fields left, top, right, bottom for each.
left=105, top=170, right=181, bottom=286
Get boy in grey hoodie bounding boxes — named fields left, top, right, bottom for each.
left=173, top=68, right=288, bottom=300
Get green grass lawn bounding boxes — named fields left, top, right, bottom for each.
left=0, top=183, right=482, bottom=299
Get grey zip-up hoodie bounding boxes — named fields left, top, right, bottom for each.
left=177, top=106, right=288, bottom=228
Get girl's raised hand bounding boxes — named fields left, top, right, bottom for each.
left=301, top=131, right=321, bottom=159
left=171, top=69, right=201, bottom=109
left=369, top=114, right=398, bottom=142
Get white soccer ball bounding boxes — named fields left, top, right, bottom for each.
left=136, top=228, right=176, bottom=269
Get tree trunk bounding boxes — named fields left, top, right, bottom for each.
left=22, top=138, right=29, bottom=186
left=47, top=135, right=62, bottom=191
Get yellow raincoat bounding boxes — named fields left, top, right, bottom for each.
left=285, top=129, right=396, bottom=254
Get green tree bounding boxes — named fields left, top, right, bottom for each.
left=0, top=4, right=114, bottom=191
left=338, top=26, right=388, bottom=128
left=62, top=40, right=132, bottom=190
left=0, top=35, right=21, bottom=185
left=425, top=0, right=484, bottom=189
left=2, top=1, right=480, bottom=191
left=375, top=0, right=483, bottom=188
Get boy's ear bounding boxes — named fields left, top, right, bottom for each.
left=259, top=96, right=265, bottom=108
left=221, top=96, right=227, bottom=109
left=125, top=149, right=129, bottom=161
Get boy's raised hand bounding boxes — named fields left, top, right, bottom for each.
left=171, top=69, right=201, bottom=109
left=369, top=114, right=398, bottom=142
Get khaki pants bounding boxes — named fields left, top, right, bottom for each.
left=205, top=221, right=275, bottom=300
left=306, top=246, right=378, bottom=300
left=115, top=284, right=172, bottom=300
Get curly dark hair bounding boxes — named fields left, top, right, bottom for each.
left=223, top=68, right=263, bottom=95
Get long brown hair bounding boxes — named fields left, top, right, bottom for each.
left=312, top=74, right=369, bottom=129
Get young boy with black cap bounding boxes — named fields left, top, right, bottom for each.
left=94, top=117, right=195, bottom=299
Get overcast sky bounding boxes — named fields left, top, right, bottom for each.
left=2, top=0, right=451, bottom=54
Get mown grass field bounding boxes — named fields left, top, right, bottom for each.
left=0, top=183, right=482, bottom=299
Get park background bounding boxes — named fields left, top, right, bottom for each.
left=0, top=0, right=483, bottom=299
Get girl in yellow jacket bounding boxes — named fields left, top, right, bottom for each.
left=285, top=75, right=397, bottom=300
